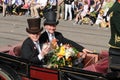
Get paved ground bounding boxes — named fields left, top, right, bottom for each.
left=0, top=13, right=111, bottom=53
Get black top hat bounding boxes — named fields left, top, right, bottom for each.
left=26, top=18, right=43, bottom=34
left=44, top=10, right=59, bottom=25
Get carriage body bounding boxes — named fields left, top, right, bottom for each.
left=0, top=44, right=110, bottom=80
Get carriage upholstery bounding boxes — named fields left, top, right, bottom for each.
left=83, top=50, right=109, bottom=74
left=8, top=45, right=21, bottom=56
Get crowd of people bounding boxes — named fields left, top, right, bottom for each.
left=73, top=0, right=115, bottom=27
left=0, top=0, right=115, bottom=27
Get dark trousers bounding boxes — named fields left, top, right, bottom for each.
left=109, top=47, right=120, bottom=71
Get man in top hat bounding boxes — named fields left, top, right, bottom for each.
left=21, top=18, right=50, bottom=64
left=40, top=10, right=92, bottom=54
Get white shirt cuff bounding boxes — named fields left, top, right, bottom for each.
left=38, top=54, right=44, bottom=60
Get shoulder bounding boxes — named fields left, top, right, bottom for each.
left=39, top=31, right=48, bottom=42
left=55, top=31, right=62, bottom=34
left=41, top=31, right=47, bottom=36
left=22, top=38, right=33, bottom=45
left=40, top=31, right=47, bottom=37
left=21, top=38, right=34, bottom=51
left=55, top=31, right=63, bottom=36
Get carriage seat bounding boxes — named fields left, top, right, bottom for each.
left=8, top=45, right=21, bottom=56
left=8, top=45, right=99, bottom=67
left=83, top=50, right=109, bottom=74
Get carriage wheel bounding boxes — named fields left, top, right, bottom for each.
left=0, top=70, right=12, bottom=80
left=0, top=65, right=21, bottom=80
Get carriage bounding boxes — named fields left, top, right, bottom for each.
left=0, top=43, right=118, bottom=80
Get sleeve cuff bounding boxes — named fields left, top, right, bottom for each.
left=38, top=54, right=44, bottom=60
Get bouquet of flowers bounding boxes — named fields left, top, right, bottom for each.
left=44, top=39, right=83, bottom=68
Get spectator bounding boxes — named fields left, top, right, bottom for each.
left=12, top=0, right=24, bottom=15
left=100, top=0, right=114, bottom=27
left=32, top=0, right=48, bottom=18
left=48, top=0, right=57, bottom=11
left=95, top=9, right=104, bottom=25
left=90, top=0, right=102, bottom=25
left=73, top=0, right=89, bottom=25
left=64, top=0, right=74, bottom=20
left=73, top=0, right=83, bottom=16
left=2, top=0, right=12, bottom=16
left=57, top=0, right=64, bottom=20
left=29, top=0, right=38, bottom=17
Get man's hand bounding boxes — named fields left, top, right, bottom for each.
left=82, top=48, right=93, bottom=54
left=41, top=43, right=51, bottom=57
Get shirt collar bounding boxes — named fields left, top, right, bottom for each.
left=46, top=30, right=55, bottom=37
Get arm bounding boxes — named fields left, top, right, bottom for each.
left=63, top=37, right=92, bottom=53
left=106, top=2, right=118, bottom=16
left=56, top=32, right=92, bottom=53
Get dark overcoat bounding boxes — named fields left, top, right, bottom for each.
left=107, top=1, right=120, bottom=48
left=21, top=38, right=44, bottom=64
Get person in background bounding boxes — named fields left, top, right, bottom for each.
left=48, top=0, right=57, bottom=11
left=57, top=0, right=64, bottom=20
left=2, top=0, right=12, bottom=16
left=21, top=18, right=50, bottom=64
left=40, top=10, right=92, bottom=55
left=64, top=0, right=74, bottom=20
left=73, top=0, right=83, bottom=16
left=90, top=0, right=102, bottom=25
left=32, top=0, right=48, bottom=18
left=12, top=0, right=24, bottom=15
left=29, top=0, right=38, bottom=17
left=106, top=0, right=120, bottom=79
left=73, top=0, right=89, bottom=25
left=101, top=0, right=114, bottom=28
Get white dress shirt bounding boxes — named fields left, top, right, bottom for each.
left=46, top=30, right=55, bottom=42
left=34, top=41, right=44, bottom=60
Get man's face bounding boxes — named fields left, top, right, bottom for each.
left=45, top=24, right=56, bottom=34
left=28, top=32, right=41, bottom=42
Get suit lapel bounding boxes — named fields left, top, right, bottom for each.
left=44, top=31, right=50, bottom=42
left=29, top=38, right=39, bottom=54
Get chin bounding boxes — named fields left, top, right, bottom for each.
left=50, top=31, right=54, bottom=34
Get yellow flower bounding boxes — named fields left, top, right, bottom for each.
left=48, top=43, right=79, bottom=68
left=57, top=45, right=65, bottom=56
